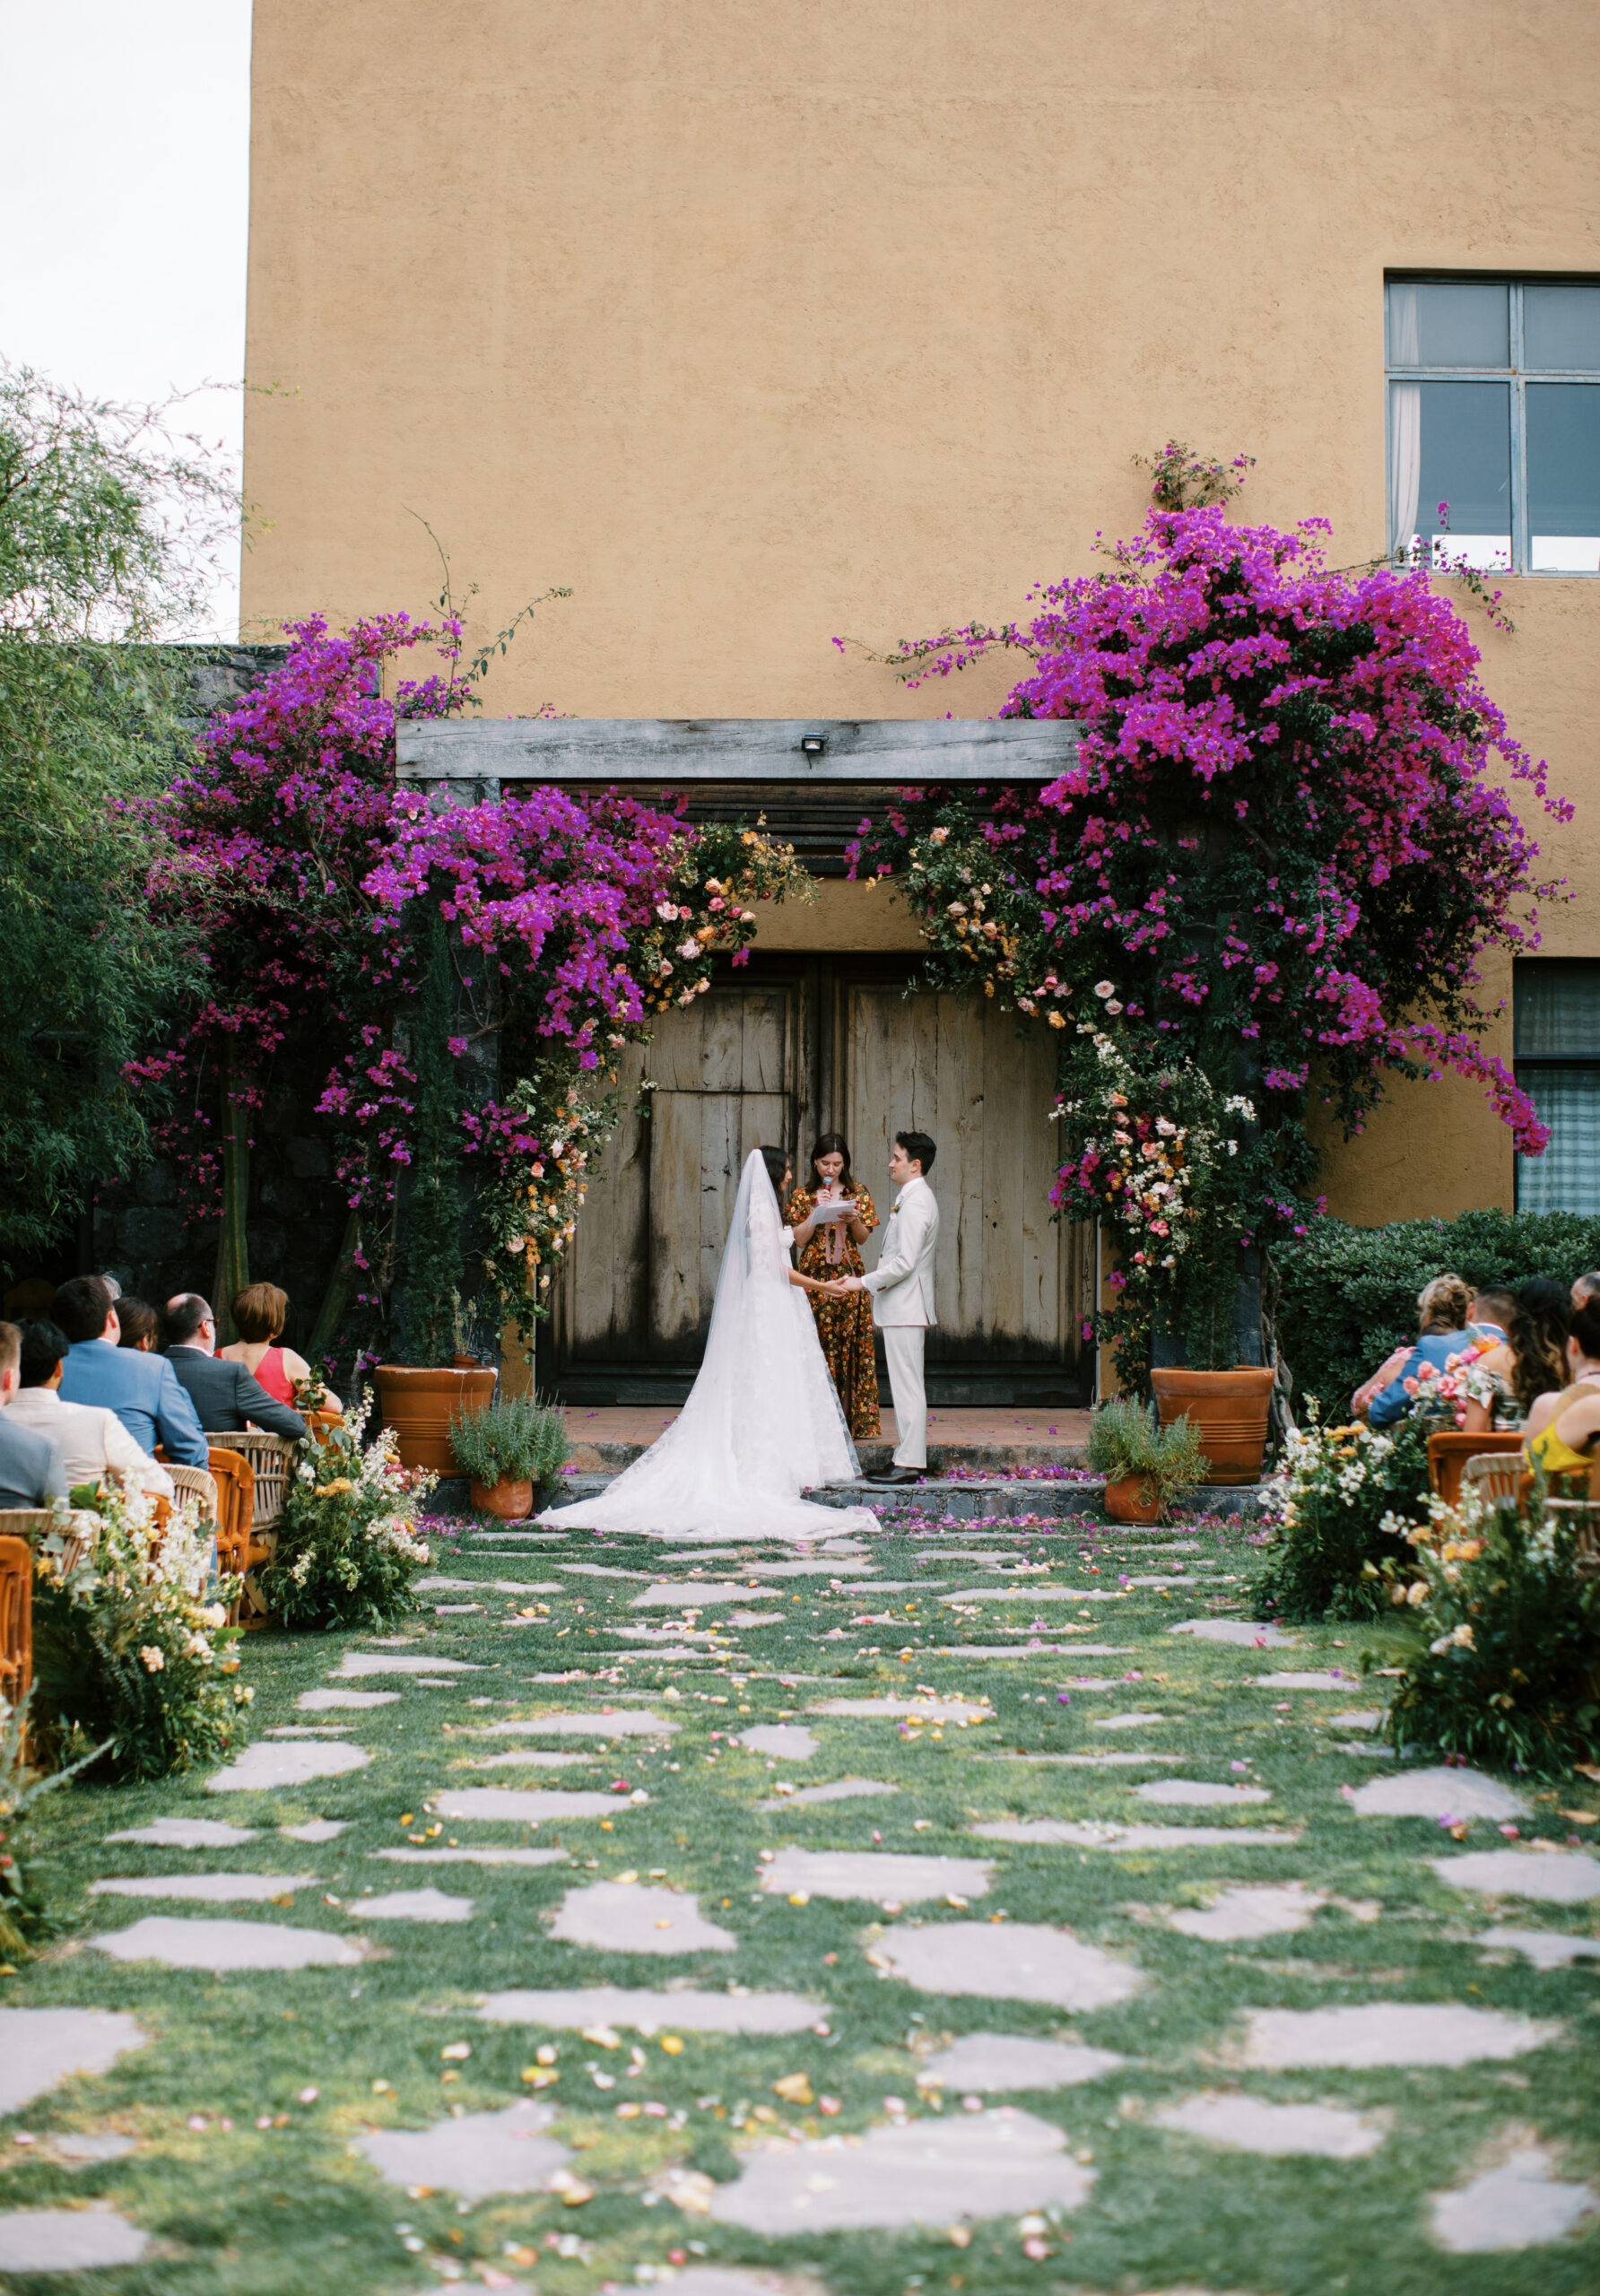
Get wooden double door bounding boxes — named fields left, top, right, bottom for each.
left=546, top=956, right=1088, bottom=1403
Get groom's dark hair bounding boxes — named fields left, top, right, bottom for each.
left=758, top=1145, right=791, bottom=1194
left=895, top=1129, right=936, bottom=1176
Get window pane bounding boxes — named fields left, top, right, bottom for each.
left=1389, top=380, right=1509, bottom=568
left=1525, top=284, right=1600, bottom=372
left=1388, top=281, right=1508, bottom=367
left=1528, top=383, right=1600, bottom=570
left=1517, top=1068, right=1600, bottom=1216
left=1515, top=961, right=1600, bottom=1057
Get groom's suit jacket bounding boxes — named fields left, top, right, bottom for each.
left=862, top=1175, right=939, bottom=1327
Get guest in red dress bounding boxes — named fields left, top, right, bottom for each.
left=220, top=1283, right=342, bottom=1413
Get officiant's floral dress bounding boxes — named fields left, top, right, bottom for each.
left=786, top=1182, right=881, bottom=1439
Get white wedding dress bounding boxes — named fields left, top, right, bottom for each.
left=536, top=1151, right=880, bottom=1542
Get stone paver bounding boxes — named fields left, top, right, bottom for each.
left=0, top=2008, right=150, bottom=2115
left=877, top=1920, right=1142, bottom=2009
left=1430, top=2144, right=1597, bottom=2251
left=1152, top=2091, right=1386, bottom=2157
left=917, top=2033, right=1124, bottom=2091
left=478, top=1987, right=825, bottom=2033
left=88, top=1917, right=364, bottom=1970
left=353, top=2102, right=569, bottom=2199
left=546, top=1882, right=736, bottom=1952
left=0, top=2209, right=149, bottom=2270
left=709, top=2108, right=1096, bottom=2231
left=206, top=1742, right=370, bottom=1790
left=1431, top=1850, right=1600, bottom=1902
left=1241, top=2004, right=1560, bottom=2069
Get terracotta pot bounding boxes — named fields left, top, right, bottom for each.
left=1102, top=1471, right=1163, bottom=1525
left=451, top=1352, right=482, bottom=1370
left=1151, top=1364, right=1275, bottom=1485
left=375, top=1364, right=497, bottom=1474
left=469, top=1474, right=535, bottom=1520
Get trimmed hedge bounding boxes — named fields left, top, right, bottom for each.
left=1273, top=1208, right=1600, bottom=1421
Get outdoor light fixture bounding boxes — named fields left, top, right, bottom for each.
left=800, top=735, right=826, bottom=755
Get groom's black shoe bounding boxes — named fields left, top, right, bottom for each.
left=865, top=1464, right=923, bottom=1485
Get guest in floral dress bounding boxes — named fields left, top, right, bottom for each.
left=786, top=1133, right=881, bottom=1439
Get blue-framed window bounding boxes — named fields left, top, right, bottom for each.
left=1515, top=960, right=1600, bottom=1214
left=1387, top=278, right=1600, bottom=575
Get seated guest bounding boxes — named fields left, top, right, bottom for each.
left=1458, top=1276, right=1569, bottom=1434
left=0, top=1319, right=67, bottom=1509
left=1572, top=1269, right=1600, bottom=1312
left=163, top=1293, right=308, bottom=1440
left=219, top=1283, right=341, bottom=1414
left=1368, top=1273, right=1479, bottom=1429
left=1352, top=1280, right=1512, bottom=1420
left=6, top=1320, right=173, bottom=1498
left=1523, top=1295, right=1600, bottom=1476
left=56, top=1275, right=208, bottom=1466
left=116, top=1297, right=161, bottom=1352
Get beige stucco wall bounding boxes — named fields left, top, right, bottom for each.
left=242, top=0, right=1600, bottom=1226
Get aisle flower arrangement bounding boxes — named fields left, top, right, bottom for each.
left=1378, top=1490, right=1600, bottom=1773
left=30, top=1488, right=249, bottom=1782
left=1249, top=1403, right=1435, bottom=1621
left=264, top=1395, right=434, bottom=1631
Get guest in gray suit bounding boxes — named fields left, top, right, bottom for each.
left=162, top=1295, right=308, bottom=1441
left=0, top=1319, right=68, bottom=1509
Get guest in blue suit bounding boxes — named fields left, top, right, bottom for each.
left=55, top=1275, right=208, bottom=1466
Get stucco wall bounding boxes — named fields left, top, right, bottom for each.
left=242, top=0, right=1600, bottom=1226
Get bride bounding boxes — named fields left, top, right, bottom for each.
left=536, top=1147, right=881, bottom=1542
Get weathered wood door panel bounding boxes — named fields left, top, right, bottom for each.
left=551, top=960, right=1083, bottom=1401
left=845, top=982, right=1073, bottom=1367
left=559, top=980, right=797, bottom=1375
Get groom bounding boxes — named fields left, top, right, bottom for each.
left=825, top=1129, right=938, bottom=1486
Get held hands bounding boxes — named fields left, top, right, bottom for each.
left=822, top=1275, right=865, bottom=1299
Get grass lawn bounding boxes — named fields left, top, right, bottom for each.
left=3, top=1502, right=1598, bottom=2293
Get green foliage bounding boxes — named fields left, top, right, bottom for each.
left=1085, top=1396, right=1208, bottom=1515
left=265, top=1399, right=433, bottom=1631
left=0, top=364, right=235, bottom=1266
left=30, top=1489, right=250, bottom=1782
left=1273, top=1208, right=1600, bottom=1419
left=1378, top=1491, right=1600, bottom=1774
left=0, top=1690, right=112, bottom=1956
left=448, top=1393, right=570, bottom=1486
left=1249, top=1404, right=1436, bottom=1622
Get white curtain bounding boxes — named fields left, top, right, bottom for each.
left=1388, top=286, right=1422, bottom=556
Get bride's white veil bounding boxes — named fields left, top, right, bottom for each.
left=537, top=1148, right=874, bottom=1541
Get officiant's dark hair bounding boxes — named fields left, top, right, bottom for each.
left=895, top=1128, right=936, bottom=1176
left=807, top=1132, right=855, bottom=1192
left=759, top=1145, right=791, bottom=1194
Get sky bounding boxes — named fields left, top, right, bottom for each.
left=0, top=0, right=253, bottom=637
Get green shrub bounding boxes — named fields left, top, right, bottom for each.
left=1377, top=1490, right=1600, bottom=1774
left=265, top=1396, right=433, bottom=1631
left=1248, top=1405, right=1436, bottom=1622
left=30, top=1491, right=251, bottom=1782
left=449, top=1394, right=570, bottom=1487
left=1085, top=1396, right=1209, bottom=1518
left=1274, top=1208, right=1600, bottom=1418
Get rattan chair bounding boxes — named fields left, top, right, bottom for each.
left=0, top=1535, right=32, bottom=1707
left=202, top=1431, right=295, bottom=1529
left=0, top=1506, right=96, bottom=1573
left=1459, top=1450, right=1526, bottom=1509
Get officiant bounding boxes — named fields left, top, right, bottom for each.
left=786, top=1133, right=882, bottom=1439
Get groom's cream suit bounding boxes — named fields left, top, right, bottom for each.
left=862, top=1173, right=939, bottom=1469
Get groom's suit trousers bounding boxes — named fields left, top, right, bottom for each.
left=883, top=1326, right=927, bottom=1468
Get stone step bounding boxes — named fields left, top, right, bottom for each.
left=477, top=1473, right=1269, bottom=1526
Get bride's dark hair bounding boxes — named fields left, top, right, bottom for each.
left=808, top=1131, right=854, bottom=1193
left=759, top=1145, right=791, bottom=1195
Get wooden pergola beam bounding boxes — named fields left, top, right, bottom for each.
left=395, top=717, right=1081, bottom=785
